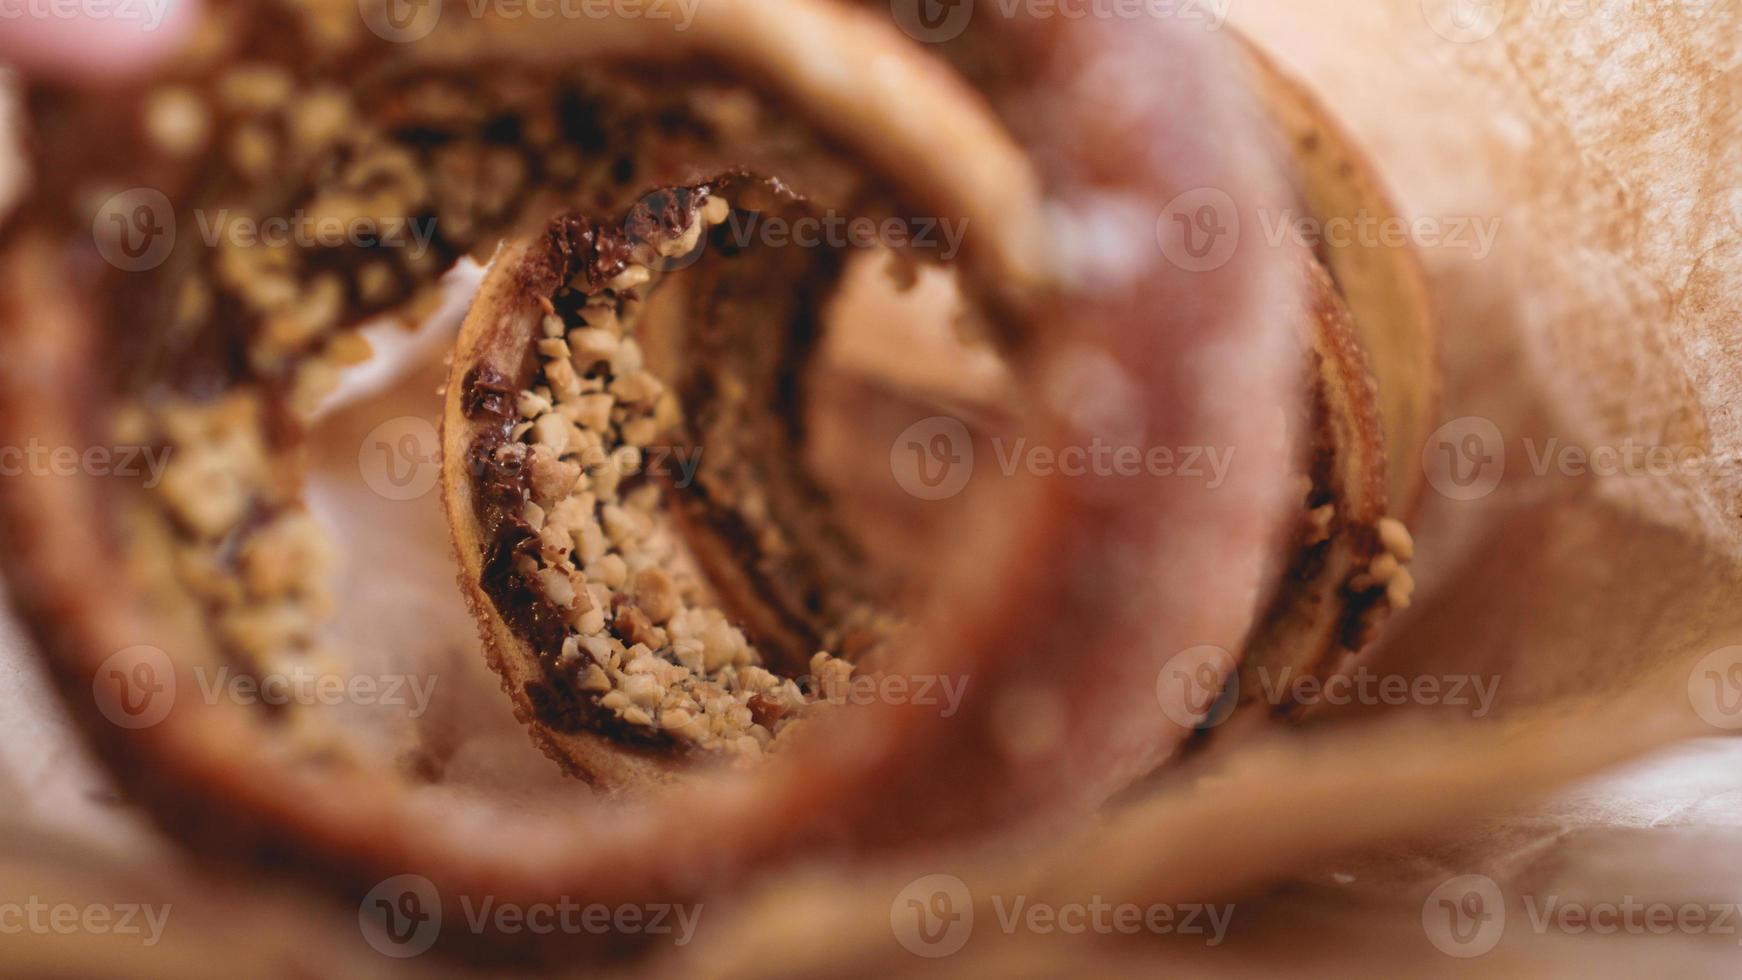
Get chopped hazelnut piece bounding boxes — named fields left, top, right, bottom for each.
left=1377, top=517, right=1415, bottom=561
left=633, top=568, right=679, bottom=624
left=145, top=87, right=210, bottom=158
left=484, top=188, right=879, bottom=756
left=1386, top=566, right=1416, bottom=611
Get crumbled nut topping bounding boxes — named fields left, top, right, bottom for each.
left=499, top=191, right=857, bottom=759
left=101, top=62, right=880, bottom=737
left=1350, top=514, right=1416, bottom=611
left=1377, top=517, right=1415, bottom=563
left=149, top=393, right=336, bottom=676
left=144, top=87, right=211, bottom=158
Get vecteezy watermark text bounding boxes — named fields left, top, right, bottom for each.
left=1253, top=666, right=1501, bottom=719
left=805, top=670, right=968, bottom=718
left=0, top=899, right=171, bottom=946
left=710, top=210, right=967, bottom=262
left=196, top=209, right=439, bottom=260
left=890, top=416, right=1236, bottom=502
left=1424, top=873, right=1742, bottom=959
left=93, top=190, right=442, bottom=272
left=361, top=0, right=703, bottom=44
left=0, top=0, right=170, bottom=29
left=891, top=0, right=1229, bottom=45
left=1421, top=415, right=1742, bottom=502
left=889, top=873, right=1233, bottom=958
left=359, top=415, right=708, bottom=503
left=991, top=438, right=1233, bottom=487
left=457, top=895, right=701, bottom=941
left=630, top=671, right=970, bottom=734
left=0, top=440, right=172, bottom=488
left=1156, top=646, right=1503, bottom=731
left=195, top=665, right=439, bottom=719
left=92, top=646, right=440, bottom=730
left=1519, top=437, right=1735, bottom=480
left=990, top=895, right=1233, bottom=943
left=1257, top=209, right=1501, bottom=260
left=358, top=874, right=700, bottom=958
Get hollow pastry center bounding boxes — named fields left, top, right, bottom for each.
left=475, top=189, right=858, bottom=760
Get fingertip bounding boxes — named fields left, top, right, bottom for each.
left=0, top=0, right=201, bottom=82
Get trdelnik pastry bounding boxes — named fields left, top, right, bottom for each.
left=0, top=0, right=1431, bottom=955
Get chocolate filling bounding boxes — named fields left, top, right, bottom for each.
left=459, top=188, right=888, bottom=757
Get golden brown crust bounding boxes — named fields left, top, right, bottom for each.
left=443, top=239, right=689, bottom=789
left=1240, top=35, right=1440, bottom=517
left=1218, top=35, right=1435, bottom=721
left=0, top=1, right=1409, bottom=948
left=1236, top=259, right=1392, bottom=714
